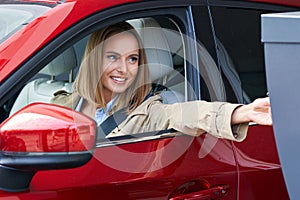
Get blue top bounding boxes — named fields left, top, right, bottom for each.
left=75, top=96, right=117, bottom=126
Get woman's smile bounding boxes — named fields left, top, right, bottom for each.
left=111, top=76, right=127, bottom=83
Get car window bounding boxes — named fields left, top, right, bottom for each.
left=210, top=6, right=268, bottom=103
left=192, top=5, right=280, bottom=103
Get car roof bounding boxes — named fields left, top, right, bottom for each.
left=2, top=0, right=300, bottom=8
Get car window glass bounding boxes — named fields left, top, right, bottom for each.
left=192, top=6, right=226, bottom=102
left=211, top=6, right=268, bottom=103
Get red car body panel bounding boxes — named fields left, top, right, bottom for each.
left=0, top=135, right=238, bottom=199
left=233, top=125, right=289, bottom=199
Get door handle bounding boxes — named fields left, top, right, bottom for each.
left=169, top=185, right=229, bottom=200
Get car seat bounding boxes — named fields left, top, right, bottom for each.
left=128, top=17, right=185, bottom=104
left=9, top=46, right=77, bottom=115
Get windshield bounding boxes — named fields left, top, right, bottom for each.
left=0, top=4, right=51, bottom=44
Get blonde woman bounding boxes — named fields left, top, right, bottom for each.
left=51, top=22, right=272, bottom=141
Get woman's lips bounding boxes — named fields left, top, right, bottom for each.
left=111, top=76, right=126, bottom=83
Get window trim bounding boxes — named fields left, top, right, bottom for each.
left=96, top=130, right=184, bottom=148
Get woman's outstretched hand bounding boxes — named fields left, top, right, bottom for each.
left=231, top=97, right=272, bottom=125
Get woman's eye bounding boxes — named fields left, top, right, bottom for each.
left=128, top=56, right=138, bottom=64
left=108, top=55, right=117, bottom=61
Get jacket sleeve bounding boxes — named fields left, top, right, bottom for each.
left=147, top=99, right=248, bottom=142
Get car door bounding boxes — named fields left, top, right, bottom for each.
left=205, top=1, right=300, bottom=199
left=0, top=1, right=238, bottom=199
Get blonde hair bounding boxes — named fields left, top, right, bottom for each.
left=73, top=22, right=151, bottom=112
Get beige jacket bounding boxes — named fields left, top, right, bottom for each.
left=50, top=91, right=248, bottom=142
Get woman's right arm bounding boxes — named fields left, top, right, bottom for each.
left=147, top=99, right=249, bottom=142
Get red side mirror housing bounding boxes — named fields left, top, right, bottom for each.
left=1, top=103, right=96, bottom=153
left=0, top=103, right=96, bottom=192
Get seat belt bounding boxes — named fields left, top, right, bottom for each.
left=98, top=107, right=128, bottom=138
left=98, top=84, right=168, bottom=138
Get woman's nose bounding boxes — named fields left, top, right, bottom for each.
left=116, top=57, right=128, bottom=73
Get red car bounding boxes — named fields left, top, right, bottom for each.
left=0, top=0, right=299, bottom=199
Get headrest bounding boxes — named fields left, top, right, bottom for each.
left=127, top=18, right=173, bottom=82
left=39, top=46, right=77, bottom=76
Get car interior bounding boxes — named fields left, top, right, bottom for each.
left=8, top=16, right=187, bottom=118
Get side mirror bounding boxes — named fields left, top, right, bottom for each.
left=0, top=103, right=96, bottom=192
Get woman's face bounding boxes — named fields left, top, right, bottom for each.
left=101, top=32, right=140, bottom=102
